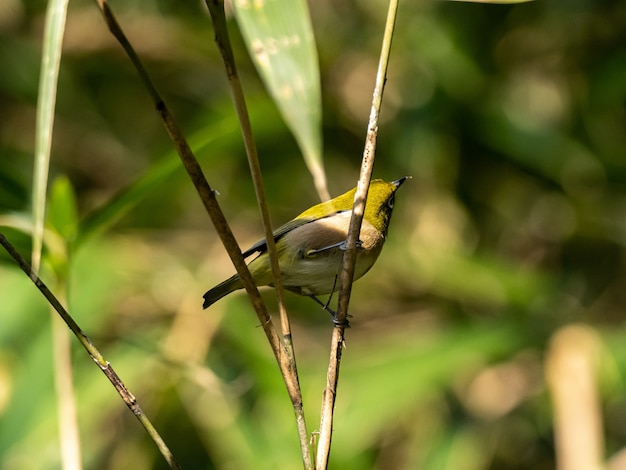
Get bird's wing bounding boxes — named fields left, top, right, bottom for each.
left=241, top=216, right=318, bottom=258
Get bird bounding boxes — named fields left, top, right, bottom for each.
left=202, top=177, right=408, bottom=320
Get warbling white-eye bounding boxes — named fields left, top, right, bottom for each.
left=202, top=177, right=408, bottom=318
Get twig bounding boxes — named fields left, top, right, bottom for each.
left=315, top=0, right=399, bottom=467
left=204, top=1, right=310, bottom=466
left=0, top=232, right=182, bottom=470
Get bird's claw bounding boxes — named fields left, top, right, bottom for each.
left=309, top=294, right=353, bottom=326
left=339, top=239, right=364, bottom=251
left=332, top=315, right=351, bottom=329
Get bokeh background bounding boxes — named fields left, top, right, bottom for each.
left=1, top=0, right=626, bottom=468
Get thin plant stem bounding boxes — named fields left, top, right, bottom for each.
left=0, top=232, right=182, bottom=470
left=315, top=0, right=399, bottom=467
left=51, top=297, right=82, bottom=470
left=204, top=2, right=310, bottom=467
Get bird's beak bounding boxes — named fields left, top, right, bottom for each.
left=392, top=176, right=411, bottom=189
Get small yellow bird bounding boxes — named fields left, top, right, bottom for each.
left=203, top=177, right=408, bottom=318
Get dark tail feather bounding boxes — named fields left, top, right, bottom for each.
left=202, top=274, right=243, bottom=309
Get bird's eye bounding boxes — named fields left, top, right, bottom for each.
left=387, top=196, right=395, bottom=209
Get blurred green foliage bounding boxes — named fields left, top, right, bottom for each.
left=1, top=0, right=626, bottom=469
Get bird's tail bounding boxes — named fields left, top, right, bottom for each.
left=202, top=274, right=243, bottom=309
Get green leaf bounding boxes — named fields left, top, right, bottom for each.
left=75, top=98, right=284, bottom=246
left=32, top=0, right=70, bottom=271
left=75, top=115, right=237, bottom=246
left=232, top=0, right=329, bottom=199
left=47, top=175, right=78, bottom=242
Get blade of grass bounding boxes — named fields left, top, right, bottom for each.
left=33, top=2, right=82, bottom=469
left=76, top=101, right=279, bottom=246
left=33, top=0, right=67, bottom=272
left=232, top=0, right=328, bottom=201
left=76, top=128, right=223, bottom=246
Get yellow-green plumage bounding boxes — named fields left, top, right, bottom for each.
left=202, top=177, right=407, bottom=310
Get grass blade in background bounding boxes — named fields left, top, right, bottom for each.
left=232, top=0, right=329, bottom=201
left=32, top=0, right=82, bottom=469
left=75, top=100, right=278, bottom=246
left=33, top=0, right=68, bottom=271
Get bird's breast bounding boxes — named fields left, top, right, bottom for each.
left=277, top=212, right=385, bottom=295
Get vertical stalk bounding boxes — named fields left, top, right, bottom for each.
left=315, top=0, right=399, bottom=467
left=33, top=1, right=82, bottom=468
left=205, top=2, right=310, bottom=466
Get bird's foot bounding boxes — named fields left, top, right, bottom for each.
left=308, top=295, right=352, bottom=328
left=338, top=239, right=364, bottom=251
left=306, top=239, right=364, bottom=257
left=332, top=314, right=351, bottom=329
